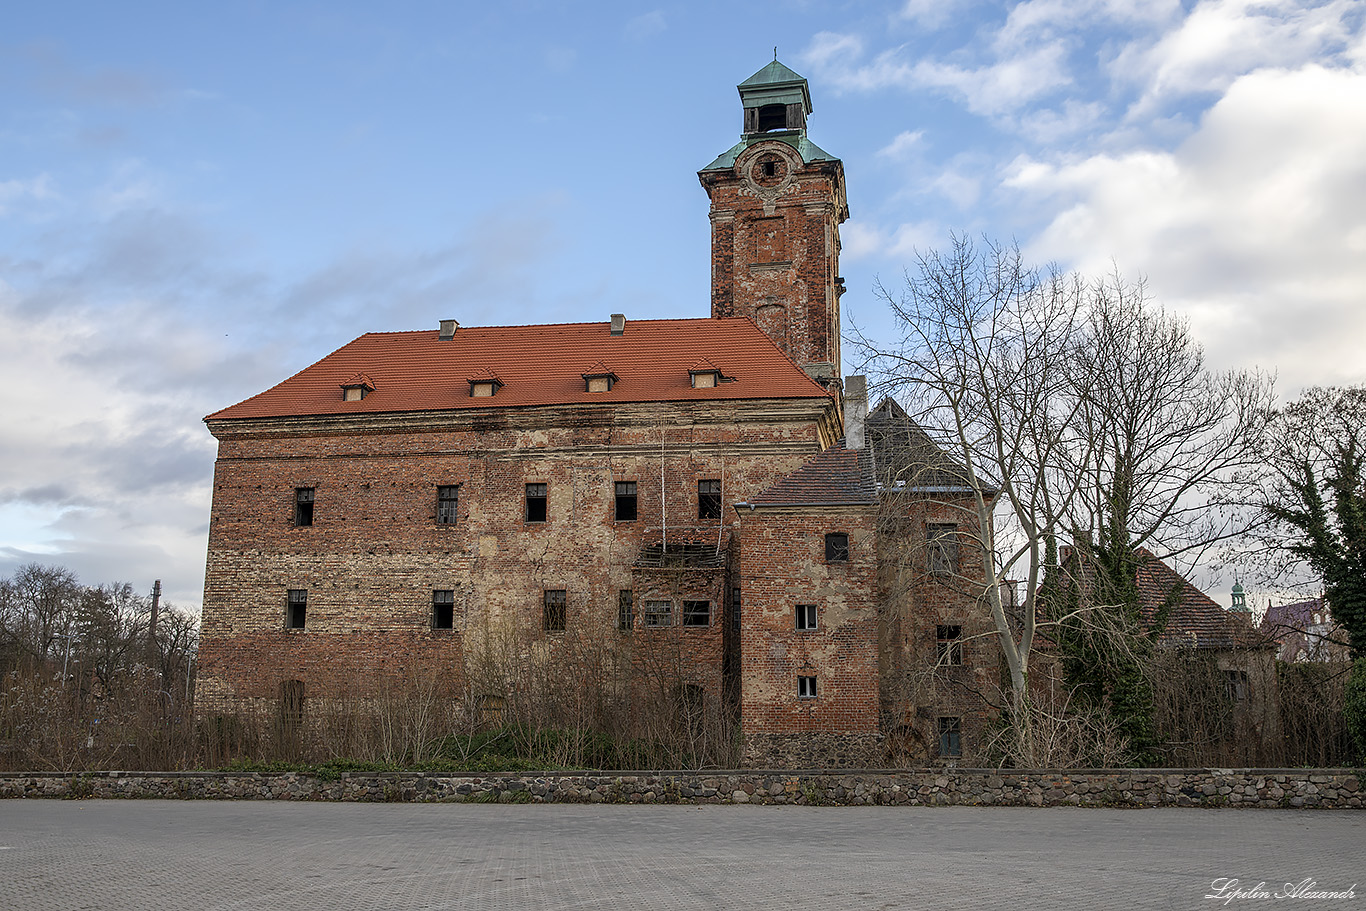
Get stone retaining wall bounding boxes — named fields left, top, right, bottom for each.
left=1, top=769, right=1360, bottom=808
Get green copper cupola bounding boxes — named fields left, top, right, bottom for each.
left=739, top=59, right=813, bottom=136
left=1230, top=581, right=1249, bottom=613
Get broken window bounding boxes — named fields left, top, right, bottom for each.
left=436, top=485, right=459, bottom=525
left=543, top=589, right=566, bottom=632
left=294, top=487, right=314, bottom=527
left=824, top=532, right=849, bottom=562
left=683, top=600, right=711, bottom=627
left=698, top=480, right=721, bottom=520
left=937, top=716, right=962, bottom=758
left=796, top=604, right=818, bottom=631
left=757, top=104, right=786, bottom=132
left=618, top=590, right=634, bottom=631
left=615, top=481, right=638, bottom=521
left=927, top=524, right=959, bottom=576
left=432, top=590, right=455, bottom=630
left=643, top=600, right=673, bottom=628
left=286, top=589, right=307, bottom=629
left=526, top=483, right=547, bottom=523
left=936, top=625, right=963, bottom=666
left=1224, top=669, right=1250, bottom=703
left=797, top=675, right=817, bottom=699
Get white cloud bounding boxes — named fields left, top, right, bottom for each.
left=896, top=0, right=970, bottom=29
left=0, top=174, right=56, bottom=215
left=877, top=130, right=924, bottom=159
left=841, top=220, right=939, bottom=262
left=1112, top=0, right=1362, bottom=115
left=624, top=10, right=666, bottom=41
left=1004, top=64, right=1366, bottom=390
left=801, top=31, right=1071, bottom=116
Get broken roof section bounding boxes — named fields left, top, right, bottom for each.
left=865, top=399, right=984, bottom=493
left=746, top=445, right=877, bottom=508
left=206, top=317, right=830, bottom=422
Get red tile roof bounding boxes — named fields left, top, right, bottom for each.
left=748, top=445, right=877, bottom=507
left=1134, top=549, right=1270, bottom=650
left=206, top=317, right=831, bottom=422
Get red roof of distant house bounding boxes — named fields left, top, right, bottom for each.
left=206, top=317, right=830, bottom=422
left=1133, top=549, right=1269, bottom=650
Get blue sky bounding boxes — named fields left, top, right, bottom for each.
left=2, top=1, right=1364, bottom=611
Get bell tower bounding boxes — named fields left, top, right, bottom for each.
left=699, top=59, right=849, bottom=388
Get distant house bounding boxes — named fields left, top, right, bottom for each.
left=1260, top=598, right=1349, bottom=663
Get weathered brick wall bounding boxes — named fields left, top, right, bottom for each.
left=199, top=399, right=832, bottom=716
left=736, top=507, right=880, bottom=761
left=699, top=142, right=846, bottom=378
left=878, top=495, right=1002, bottom=764
left=6, top=769, right=1360, bottom=808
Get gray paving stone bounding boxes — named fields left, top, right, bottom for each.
left=0, top=801, right=1360, bottom=910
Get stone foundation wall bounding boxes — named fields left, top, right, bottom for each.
left=3, top=769, right=1359, bottom=808
left=741, top=733, right=885, bottom=769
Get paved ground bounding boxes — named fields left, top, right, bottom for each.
left=1, top=801, right=1361, bottom=910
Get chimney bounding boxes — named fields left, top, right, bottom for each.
left=610, top=313, right=625, bottom=336
left=439, top=319, right=459, bottom=340
left=844, top=375, right=868, bottom=450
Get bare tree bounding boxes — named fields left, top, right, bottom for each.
left=859, top=237, right=1273, bottom=765
left=861, top=236, right=1092, bottom=764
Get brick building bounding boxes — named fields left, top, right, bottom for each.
left=197, top=60, right=992, bottom=766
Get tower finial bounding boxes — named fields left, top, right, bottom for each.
left=774, top=46, right=778, bottom=61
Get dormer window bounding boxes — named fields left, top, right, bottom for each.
left=340, top=374, right=375, bottom=402
left=582, top=362, right=618, bottom=393
left=466, top=368, right=504, bottom=398
left=689, top=359, right=726, bottom=389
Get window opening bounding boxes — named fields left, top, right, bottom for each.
left=618, top=590, right=634, bottom=631
left=731, top=587, right=742, bottom=633
left=936, top=625, right=963, bottom=666
left=526, top=483, right=548, bottom=523
left=1224, top=669, right=1250, bottom=703
left=543, top=590, right=566, bottom=632
left=432, top=590, right=455, bottom=630
left=797, top=675, right=817, bottom=699
left=294, top=487, right=315, bottom=527
left=683, top=600, right=711, bottom=627
left=757, top=104, right=786, bottom=132
left=938, top=716, right=963, bottom=758
left=824, top=532, right=849, bottom=562
left=286, top=589, right=307, bottom=629
left=437, top=485, right=459, bottom=525
left=615, top=481, right=638, bottom=521
left=698, top=480, right=721, bottom=520
left=643, top=601, right=673, bottom=628
left=796, top=604, right=818, bottom=631
left=928, top=524, right=959, bottom=575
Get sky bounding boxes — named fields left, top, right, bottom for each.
left=2, top=0, right=1363, bottom=613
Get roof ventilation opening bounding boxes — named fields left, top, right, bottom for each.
left=439, top=319, right=459, bottom=340
left=610, top=314, right=625, bottom=336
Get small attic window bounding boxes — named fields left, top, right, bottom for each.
left=340, top=374, right=375, bottom=402
left=467, top=370, right=504, bottom=398
left=689, top=360, right=726, bottom=389
left=582, top=363, right=618, bottom=393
